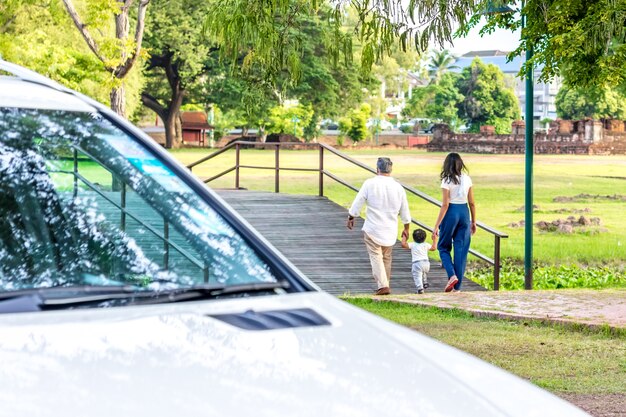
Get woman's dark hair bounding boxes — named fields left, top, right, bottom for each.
left=440, top=153, right=468, bottom=185
left=412, top=229, right=426, bottom=243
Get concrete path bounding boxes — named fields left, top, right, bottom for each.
left=381, top=289, right=626, bottom=331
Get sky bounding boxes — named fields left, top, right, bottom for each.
left=443, top=19, right=521, bottom=56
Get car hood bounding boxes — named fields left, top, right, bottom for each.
left=0, top=292, right=587, bottom=417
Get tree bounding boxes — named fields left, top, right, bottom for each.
left=402, top=72, right=463, bottom=126
left=0, top=0, right=36, bottom=32
left=339, top=103, right=370, bottom=143
left=456, top=58, right=520, bottom=133
left=203, top=66, right=279, bottom=139
left=279, top=11, right=368, bottom=137
left=202, top=5, right=369, bottom=142
left=266, top=104, right=314, bottom=138
left=61, top=0, right=149, bottom=117
left=141, top=0, right=216, bottom=148
left=0, top=0, right=144, bottom=117
left=478, top=0, right=626, bottom=89
left=555, top=85, right=626, bottom=120
left=204, top=0, right=478, bottom=82
left=426, top=73, right=464, bottom=127
left=428, top=49, right=457, bottom=84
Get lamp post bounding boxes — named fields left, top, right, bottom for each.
left=523, top=10, right=534, bottom=290
left=291, top=115, right=300, bottom=137
left=375, top=117, right=380, bottom=145
left=484, top=0, right=533, bottom=289
left=208, top=107, right=215, bottom=147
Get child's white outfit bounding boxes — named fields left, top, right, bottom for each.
left=408, top=242, right=431, bottom=291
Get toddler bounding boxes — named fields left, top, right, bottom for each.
left=401, top=229, right=437, bottom=294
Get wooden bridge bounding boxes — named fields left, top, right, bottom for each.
left=187, top=141, right=508, bottom=294
left=219, top=190, right=485, bottom=295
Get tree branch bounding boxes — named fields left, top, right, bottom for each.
left=141, top=92, right=167, bottom=120
left=60, top=0, right=112, bottom=71
left=115, top=0, right=150, bottom=78
left=146, top=52, right=171, bottom=71
left=165, top=55, right=180, bottom=94
left=0, top=16, right=16, bottom=34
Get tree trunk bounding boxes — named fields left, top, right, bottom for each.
left=163, top=86, right=184, bottom=148
left=110, top=84, right=126, bottom=117
left=162, top=56, right=185, bottom=148
left=175, top=115, right=182, bottom=145
left=61, top=0, right=150, bottom=119
left=141, top=90, right=184, bottom=149
left=164, top=111, right=177, bottom=149
left=140, top=54, right=185, bottom=149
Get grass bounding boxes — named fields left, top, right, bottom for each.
left=345, top=297, right=626, bottom=394
left=171, top=148, right=626, bottom=265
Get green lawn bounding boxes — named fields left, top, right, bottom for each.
left=171, top=148, right=626, bottom=266
left=346, top=298, right=626, bottom=394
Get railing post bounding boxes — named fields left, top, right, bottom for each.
left=318, top=145, right=324, bottom=197
left=494, top=236, right=501, bottom=291
left=73, top=148, right=78, bottom=198
left=275, top=144, right=280, bottom=193
left=164, top=221, right=170, bottom=270
left=235, top=143, right=240, bottom=189
left=203, top=266, right=209, bottom=283
left=120, top=181, right=126, bottom=232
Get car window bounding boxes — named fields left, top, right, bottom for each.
left=0, top=108, right=278, bottom=293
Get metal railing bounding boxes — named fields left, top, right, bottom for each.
left=188, top=141, right=508, bottom=289
left=51, top=150, right=210, bottom=282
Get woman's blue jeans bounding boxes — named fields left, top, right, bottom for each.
left=437, top=203, right=471, bottom=290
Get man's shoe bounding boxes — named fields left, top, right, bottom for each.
left=416, top=289, right=424, bottom=294
left=375, top=287, right=391, bottom=295
left=424, top=282, right=430, bottom=289
left=444, top=276, right=459, bottom=293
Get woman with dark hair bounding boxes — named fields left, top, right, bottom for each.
left=432, top=153, right=476, bottom=292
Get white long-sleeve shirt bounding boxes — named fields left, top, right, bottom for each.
left=349, top=175, right=411, bottom=246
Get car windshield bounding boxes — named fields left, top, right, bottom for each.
left=0, top=108, right=278, bottom=294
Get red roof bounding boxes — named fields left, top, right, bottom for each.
left=181, top=111, right=213, bottom=130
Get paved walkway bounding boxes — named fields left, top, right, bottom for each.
left=382, top=289, right=626, bottom=331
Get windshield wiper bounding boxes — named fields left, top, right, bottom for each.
left=0, top=285, right=140, bottom=314
left=124, top=281, right=291, bottom=305
left=0, top=285, right=139, bottom=301
left=0, top=281, right=290, bottom=313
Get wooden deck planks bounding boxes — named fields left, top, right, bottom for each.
left=218, top=190, right=485, bottom=295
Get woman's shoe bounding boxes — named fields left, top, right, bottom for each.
left=444, top=276, right=459, bottom=292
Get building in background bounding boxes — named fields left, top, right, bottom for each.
left=453, top=50, right=561, bottom=128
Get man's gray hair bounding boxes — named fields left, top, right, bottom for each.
left=377, top=157, right=393, bottom=174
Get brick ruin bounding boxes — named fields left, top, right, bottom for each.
left=426, top=119, right=626, bottom=154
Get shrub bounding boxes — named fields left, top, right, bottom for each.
left=400, top=124, right=413, bottom=134
left=468, top=262, right=626, bottom=290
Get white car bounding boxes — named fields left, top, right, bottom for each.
left=0, top=60, right=589, bottom=417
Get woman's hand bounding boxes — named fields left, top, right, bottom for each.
left=432, top=228, right=439, bottom=241
left=471, top=222, right=477, bottom=235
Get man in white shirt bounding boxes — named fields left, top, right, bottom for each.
left=346, top=157, right=411, bottom=295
